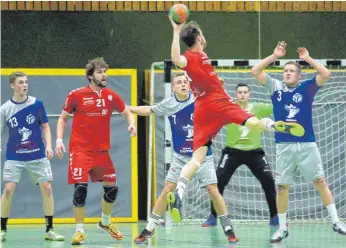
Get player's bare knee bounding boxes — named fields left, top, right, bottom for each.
left=40, top=182, right=53, bottom=197
left=206, top=184, right=219, bottom=198
left=3, top=183, right=16, bottom=198
left=313, top=177, right=327, bottom=189
left=277, top=185, right=289, bottom=194
left=163, top=182, right=176, bottom=195
left=103, top=185, right=118, bottom=204
left=73, top=183, right=88, bottom=207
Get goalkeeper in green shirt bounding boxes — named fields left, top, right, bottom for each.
left=203, top=83, right=278, bottom=228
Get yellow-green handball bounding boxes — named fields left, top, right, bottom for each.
left=169, top=4, right=190, bottom=24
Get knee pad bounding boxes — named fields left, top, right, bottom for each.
left=103, top=185, right=118, bottom=203
left=73, top=183, right=88, bottom=207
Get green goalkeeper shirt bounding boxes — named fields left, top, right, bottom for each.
left=226, top=102, right=273, bottom=151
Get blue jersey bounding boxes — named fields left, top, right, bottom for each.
left=264, top=74, right=321, bottom=143
left=151, top=93, right=212, bottom=156
left=0, top=96, right=48, bottom=161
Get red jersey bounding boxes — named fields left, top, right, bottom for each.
left=182, top=50, right=230, bottom=101
left=63, top=86, right=126, bottom=152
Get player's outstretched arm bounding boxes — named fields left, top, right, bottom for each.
left=297, top=47, right=331, bottom=86
left=55, top=111, right=70, bottom=159
left=41, top=123, right=53, bottom=160
left=252, top=41, right=287, bottom=85
left=122, top=107, right=137, bottom=137
left=129, top=106, right=153, bottom=116
left=169, top=14, right=187, bottom=68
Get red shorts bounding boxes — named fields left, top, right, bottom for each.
left=193, top=97, right=253, bottom=151
left=68, top=151, right=116, bottom=184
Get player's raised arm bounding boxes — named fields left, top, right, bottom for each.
left=252, top=41, right=287, bottom=85
left=169, top=15, right=187, bottom=68
left=122, top=107, right=137, bottom=137
left=55, top=111, right=70, bottom=159
left=297, top=47, right=331, bottom=86
left=129, top=106, right=152, bottom=116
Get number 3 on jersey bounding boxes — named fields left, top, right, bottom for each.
left=277, top=91, right=282, bottom=101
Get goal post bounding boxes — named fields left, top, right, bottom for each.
left=148, top=59, right=346, bottom=223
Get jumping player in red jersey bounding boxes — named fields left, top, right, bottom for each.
left=165, top=17, right=305, bottom=244
left=55, top=58, right=136, bottom=245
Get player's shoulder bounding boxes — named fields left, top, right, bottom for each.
left=68, top=86, right=89, bottom=96
left=1, top=100, right=12, bottom=114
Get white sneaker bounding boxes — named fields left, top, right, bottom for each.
left=45, top=230, right=65, bottom=241
left=270, top=229, right=289, bottom=243
left=333, top=222, right=346, bottom=235
left=0, top=230, right=6, bottom=242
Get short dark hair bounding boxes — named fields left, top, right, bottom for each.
left=180, top=21, right=201, bottom=48
left=284, top=61, right=302, bottom=74
left=9, top=71, right=26, bottom=84
left=86, top=57, right=109, bottom=82
left=236, top=83, right=249, bottom=91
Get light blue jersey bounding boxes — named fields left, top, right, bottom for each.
left=264, top=74, right=321, bottom=143
left=151, top=93, right=212, bottom=156
left=0, top=96, right=48, bottom=161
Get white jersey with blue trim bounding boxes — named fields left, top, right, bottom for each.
left=0, top=96, right=48, bottom=161
left=151, top=93, right=212, bottom=156
left=264, top=74, right=321, bottom=143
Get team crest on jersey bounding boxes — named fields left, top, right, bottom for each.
left=182, top=124, right=194, bottom=140
left=26, top=114, right=35, bottom=124
left=102, top=109, right=108, bottom=115
left=108, top=95, right=113, bottom=101
left=18, top=127, right=32, bottom=142
left=292, top=93, right=303, bottom=103
left=285, top=104, right=300, bottom=119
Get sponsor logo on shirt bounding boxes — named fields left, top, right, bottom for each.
left=26, top=114, right=35, bottom=124
left=182, top=124, right=193, bottom=140
left=18, top=127, right=32, bottom=142
left=285, top=104, right=300, bottom=120
left=293, top=93, right=303, bottom=103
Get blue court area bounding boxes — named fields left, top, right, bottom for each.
left=1, top=222, right=345, bottom=248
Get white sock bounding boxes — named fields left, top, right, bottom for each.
left=326, top=204, right=340, bottom=224
left=101, top=212, right=111, bottom=226
left=262, top=118, right=275, bottom=131
left=145, top=213, right=160, bottom=232
left=76, top=223, right=84, bottom=233
left=176, top=177, right=189, bottom=199
left=278, top=213, right=287, bottom=230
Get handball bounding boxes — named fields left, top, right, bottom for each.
left=169, top=4, right=190, bottom=24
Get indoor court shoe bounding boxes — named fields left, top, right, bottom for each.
left=333, top=221, right=346, bottom=235
left=270, top=229, right=289, bottom=243
left=0, top=230, right=6, bottom=242
left=274, top=121, right=305, bottom=137
left=166, top=191, right=183, bottom=223
left=71, top=232, right=86, bottom=245
left=97, top=221, right=123, bottom=240
left=45, top=230, right=65, bottom=241
left=134, top=228, right=155, bottom=244
left=202, top=214, right=217, bottom=227
left=225, top=229, right=239, bottom=244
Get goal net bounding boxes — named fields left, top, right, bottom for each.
left=148, top=59, right=346, bottom=223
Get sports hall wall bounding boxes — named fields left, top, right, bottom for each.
left=1, top=1, right=346, bottom=221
